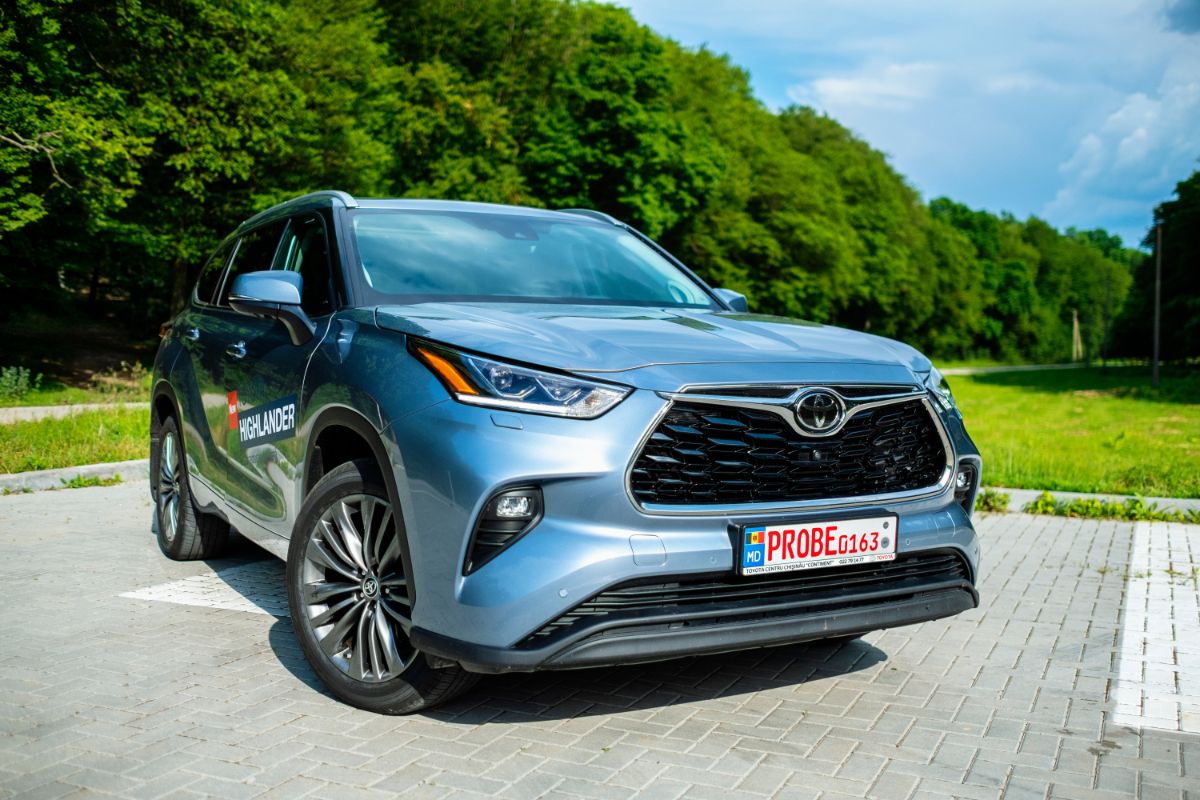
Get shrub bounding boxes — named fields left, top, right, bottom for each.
left=0, top=366, right=42, bottom=402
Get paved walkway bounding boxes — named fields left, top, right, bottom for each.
left=0, top=401, right=149, bottom=425
left=0, top=482, right=1196, bottom=799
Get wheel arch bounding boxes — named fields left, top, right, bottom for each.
left=301, top=406, right=418, bottom=605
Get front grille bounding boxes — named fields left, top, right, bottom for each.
left=522, top=549, right=970, bottom=646
left=630, top=397, right=946, bottom=506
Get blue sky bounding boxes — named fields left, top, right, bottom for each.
left=614, top=0, right=1200, bottom=249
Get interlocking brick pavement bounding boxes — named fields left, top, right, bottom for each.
left=0, top=481, right=1196, bottom=799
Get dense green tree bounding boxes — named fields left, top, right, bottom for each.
left=1113, top=170, right=1200, bottom=361
left=0, top=0, right=1174, bottom=365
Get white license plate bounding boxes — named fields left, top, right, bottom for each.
left=740, top=515, right=898, bottom=575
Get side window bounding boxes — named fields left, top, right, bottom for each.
left=194, top=239, right=236, bottom=306
left=273, top=213, right=334, bottom=316
left=217, top=220, right=287, bottom=307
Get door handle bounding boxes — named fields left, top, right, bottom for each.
left=183, top=327, right=200, bottom=341
left=225, top=341, right=247, bottom=360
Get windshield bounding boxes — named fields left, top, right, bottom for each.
left=349, top=209, right=718, bottom=309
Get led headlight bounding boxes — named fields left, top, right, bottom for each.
left=410, top=340, right=630, bottom=419
left=924, top=366, right=957, bottom=412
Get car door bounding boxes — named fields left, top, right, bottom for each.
left=219, top=211, right=337, bottom=535
left=173, top=237, right=240, bottom=504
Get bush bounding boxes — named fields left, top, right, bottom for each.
left=0, top=366, right=42, bottom=402
left=1024, top=491, right=1200, bottom=523
left=974, top=488, right=1010, bottom=513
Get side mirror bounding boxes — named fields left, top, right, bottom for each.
left=228, top=271, right=315, bottom=346
left=713, top=287, right=749, bottom=313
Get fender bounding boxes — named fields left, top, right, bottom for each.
left=301, top=405, right=419, bottom=610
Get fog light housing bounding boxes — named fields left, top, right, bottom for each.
left=464, top=487, right=544, bottom=573
left=954, top=463, right=978, bottom=515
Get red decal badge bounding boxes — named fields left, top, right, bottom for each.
left=227, top=391, right=238, bottom=430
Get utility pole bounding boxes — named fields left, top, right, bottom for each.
left=1152, top=223, right=1162, bottom=389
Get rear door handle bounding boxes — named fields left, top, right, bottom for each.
left=225, top=341, right=247, bottom=360
left=183, top=327, right=200, bottom=341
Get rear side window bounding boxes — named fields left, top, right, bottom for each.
left=273, top=213, right=334, bottom=316
left=217, top=220, right=287, bottom=306
left=194, top=239, right=236, bottom=306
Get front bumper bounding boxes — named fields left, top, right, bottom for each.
left=384, top=381, right=982, bottom=673
left=413, top=555, right=978, bottom=673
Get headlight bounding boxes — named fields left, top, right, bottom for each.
left=925, top=366, right=956, bottom=411
left=410, top=340, right=630, bottom=419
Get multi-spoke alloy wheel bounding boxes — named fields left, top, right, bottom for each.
left=152, top=414, right=228, bottom=560
left=158, top=430, right=182, bottom=543
left=301, top=494, right=415, bottom=682
left=286, top=459, right=478, bottom=714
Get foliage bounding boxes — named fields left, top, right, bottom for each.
left=1024, top=491, right=1200, bottom=524
left=0, top=408, right=149, bottom=473
left=954, top=366, right=1200, bottom=498
left=56, top=473, right=125, bottom=490
left=974, top=488, right=1010, bottom=513
left=0, top=0, right=1173, bottom=363
left=0, top=366, right=42, bottom=402
left=1111, top=170, right=1200, bottom=361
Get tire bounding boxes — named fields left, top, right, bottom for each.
left=153, top=415, right=229, bottom=560
left=286, top=459, right=478, bottom=714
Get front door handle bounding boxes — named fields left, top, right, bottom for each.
left=183, top=327, right=200, bottom=341
left=225, top=341, right=247, bottom=360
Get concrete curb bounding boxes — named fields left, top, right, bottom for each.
left=0, top=402, right=150, bottom=424
left=988, top=486, right=1200, bottom=515
left=0, top=459, right=149, bottom=493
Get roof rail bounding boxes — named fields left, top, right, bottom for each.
left=290, top=190, right=359, bottom=209
left=558, top=208, right=620, bottom=225
left=237, top=190, right=359, bottom=231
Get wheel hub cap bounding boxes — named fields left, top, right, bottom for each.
left=362, top=576, right=379, bottom=599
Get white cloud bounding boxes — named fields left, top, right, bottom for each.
left=1047, top=48, right=1200, bottom=236
left=791, top=62, right=942, bottom=112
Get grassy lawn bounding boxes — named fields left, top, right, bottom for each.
left=954, top=366, right=1200, bottom=498
left=0, top=408, right=149, bottom=473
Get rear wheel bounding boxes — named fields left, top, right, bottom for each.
left=154, top=415, right=229, bottom=560
left=286, top=459, right=478, bottom=714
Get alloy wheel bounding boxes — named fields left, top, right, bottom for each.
left=158, top=431, right=182, bottom=543
left=300, top=494, right=415, bottom=682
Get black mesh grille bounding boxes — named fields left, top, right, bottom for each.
left=630, top=398, right=946, bottom=505
left=522, top=549, right=970, bottom=646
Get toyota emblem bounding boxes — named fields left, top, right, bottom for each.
left=795, top=389, right=845, bottom=434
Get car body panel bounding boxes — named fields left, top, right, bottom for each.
left=374, top=303, right=933, bottom=378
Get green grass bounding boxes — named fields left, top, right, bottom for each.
left=954, top=366, right=1200, bottom=498
left=0, top=408, right=149, bottom=473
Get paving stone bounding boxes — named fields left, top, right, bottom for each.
left=0, top=484, right=1198, bottom=798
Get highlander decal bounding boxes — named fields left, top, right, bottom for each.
left=230, top=394, right=297, bottom=447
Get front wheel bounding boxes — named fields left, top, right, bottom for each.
left=286, top=460, right=478, bottom=714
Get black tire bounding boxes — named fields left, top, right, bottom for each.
left=153, top=415, right=229, bottom=560
left=286, top=459, right=478, bottom=714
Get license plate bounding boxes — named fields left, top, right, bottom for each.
left=740, top=514, right=898, bottom=575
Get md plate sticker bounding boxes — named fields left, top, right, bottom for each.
left=229, top=392, right=297, bottom=447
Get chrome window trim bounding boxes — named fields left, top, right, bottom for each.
left=624, top=386, right=956, bottom=517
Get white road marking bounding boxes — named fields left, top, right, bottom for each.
left=1111, top=521, right=1200, bottom=732
left=121, top=561, right=288, bottom=617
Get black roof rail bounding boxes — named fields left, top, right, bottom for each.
left=238, top=190, right=359, bottom=231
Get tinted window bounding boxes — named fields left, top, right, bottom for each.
left=349, top=210, right=716, bottom=309
left=274, top=213, right=333, bottom=316
left=194, top=239, right=236, bottom=306
left=218, top=220, right=287, bottom=306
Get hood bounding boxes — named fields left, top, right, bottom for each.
left=374, top=302, right=930, bottom=387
